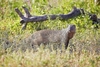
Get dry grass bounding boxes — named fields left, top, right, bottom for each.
left=0, top=47, right=100, bottom=67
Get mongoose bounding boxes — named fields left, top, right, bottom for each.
left=90, top=14, right=100, bottom=28
left=25, top=24, right=76, bottom=49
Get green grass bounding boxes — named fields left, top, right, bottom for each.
left=0, top=0, right=100, bottom=67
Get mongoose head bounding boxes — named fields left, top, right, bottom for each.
left=90, top=14, right=98, bottom=22
left=67, top=24, right=76, bottom=39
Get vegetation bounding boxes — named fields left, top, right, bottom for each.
left=0, top=0, right=100, bottom=67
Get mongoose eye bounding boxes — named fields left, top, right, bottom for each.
left=31, top=44, right=34, bottom=48
left=6, top=41, right=9, bottom=45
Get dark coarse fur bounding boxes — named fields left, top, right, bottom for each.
left=25, top=24, right=76, bottom=49
left=90, top=14, right=100, bottom=28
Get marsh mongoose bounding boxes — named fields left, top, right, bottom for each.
left=25, top=24, right=76, bottom=49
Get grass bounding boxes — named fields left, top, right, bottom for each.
left=0, top=0, right=100, bottom=67
left=0, top=47, right=100, bottom=67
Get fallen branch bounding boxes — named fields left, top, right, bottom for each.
left=15, top=6, right=84, bottom=30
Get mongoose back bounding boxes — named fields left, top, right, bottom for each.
left=25, top=24, right=76, bottom=49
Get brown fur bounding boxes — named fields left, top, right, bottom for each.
left=25, top=24, right=76, bottom=49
